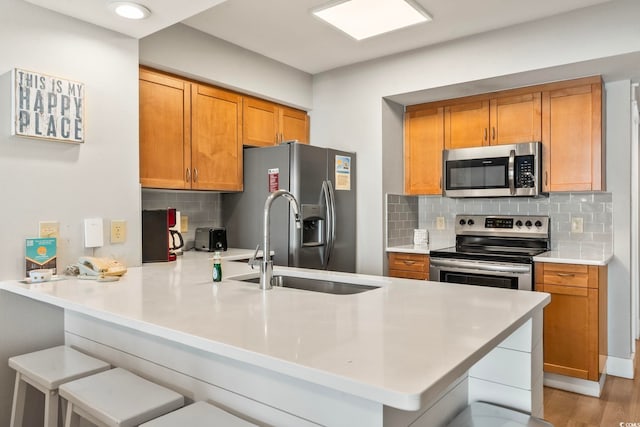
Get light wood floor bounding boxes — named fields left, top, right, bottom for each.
left=543, top=340, right=639, bottom=426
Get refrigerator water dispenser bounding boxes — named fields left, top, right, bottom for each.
left=301, top=204, right=325, bottom=247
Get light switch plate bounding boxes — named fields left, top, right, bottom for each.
left=84, top=218, right=104, bottom=247
left=571, top=217, right=584, bottom=233
left=39, top=221, right=60, bottom=238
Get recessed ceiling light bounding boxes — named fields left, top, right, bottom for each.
left=312, top=0, right=431, bottom=41
left=109, top=2, right=151, bottom=20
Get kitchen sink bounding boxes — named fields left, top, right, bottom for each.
left=239, top=275, right=379, bottom=295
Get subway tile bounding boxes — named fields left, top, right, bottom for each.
left=570, top=193, right=593, bottom=203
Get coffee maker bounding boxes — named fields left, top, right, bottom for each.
left=142, top=208, right=184, bottom=262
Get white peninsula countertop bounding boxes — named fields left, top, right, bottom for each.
left=0, top=251, right=549, bottom=425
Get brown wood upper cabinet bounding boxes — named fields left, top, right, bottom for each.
left=404, top=76, right=602, bottom=195
left=139, top=67, right=243, bottom=191
left=542, top=79, right=603, bottom=192
left=443, top=93, right=541, bottom=148
left=243, top=96, right=309, bottom=147
left=404, top=106, right=443, bottom=195
left=139, top=69, right=191, bottom=190
left=490, top=92, right=542, bottom=146
left=191, top=84, right=243, bottom=191
left=444, top=100, right=490, bottom=148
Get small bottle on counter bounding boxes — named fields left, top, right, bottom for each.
left=212, top=251, right=222, bottom=282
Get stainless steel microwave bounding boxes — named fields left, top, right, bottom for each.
left=443, top=142, right=542, bottom=198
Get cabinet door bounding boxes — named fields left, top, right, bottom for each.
left=243, top=97, right=278, bottom=147
left=538, top=282, right=599, bottom=380
left=404, top=107, right=444, bottom=195
left=139, top=69, right=191, bottom=189
left=191, top=84, right=243, bottom=191
left=444, top=100, right=489, bottom=148
left=280, top=106, right=309, bottom=144
left=542, top=82, right=603, bottom=191
left=489, top=92, right=541, bottom=145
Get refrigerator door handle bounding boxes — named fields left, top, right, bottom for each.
left=326, top=180, right=337, bottom=269
left=321, top=181, right=333, bottom=269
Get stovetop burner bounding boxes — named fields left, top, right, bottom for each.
left=429, top=214, right=550, bottom=264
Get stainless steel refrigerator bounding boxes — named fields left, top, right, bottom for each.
left=223, top=142, right=356, bottom=272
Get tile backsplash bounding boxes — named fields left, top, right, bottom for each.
left=387, top=192, right=613, bottom=255
left=416, top=193, right=613, bottom=253
left=386, top=194, right=419, bottom=247
left=141, top=189, right=223, bottom=248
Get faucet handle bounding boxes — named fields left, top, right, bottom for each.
left=248, top=244, right=261, bottom=269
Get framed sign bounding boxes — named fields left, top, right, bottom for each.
left=11, top=68, right=85, bottom=143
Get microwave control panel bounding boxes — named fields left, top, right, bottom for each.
left=515, top=155, right=536, bottom=188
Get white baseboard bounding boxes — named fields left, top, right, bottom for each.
left=543, top=372, right=606, bottom=397
left=607, top=353, right=635, bottom=379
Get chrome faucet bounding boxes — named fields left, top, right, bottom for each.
left=253, top=189, right=301, bottom=290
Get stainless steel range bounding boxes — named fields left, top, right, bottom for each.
left=429, top=215, right=550, bottom=291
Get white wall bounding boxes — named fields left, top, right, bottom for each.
left=0, top=0, right=141, bottom=279
left=139, top=24, right=313, bottom=110
left=311, top=0, right=640, bottom=363
left=606, top=80, right=633, bottom=359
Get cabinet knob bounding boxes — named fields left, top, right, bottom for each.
left=185, top=168, right=191, bottom=183
left=193, top=168, right=198, bottom=183
left=484, top=128, right=488, bottom=142
left=492, top=126, right=496, bottom=141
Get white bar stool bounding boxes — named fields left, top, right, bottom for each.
left=140, top=401, right=258, bottom=426
left=447, top=402, right=554, bottom=427
left=59, top=367, right=184, bottom=427
left=9, top=345, right=111, bottom=427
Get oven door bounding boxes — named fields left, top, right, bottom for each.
left=429, top=258, right=532, bottom=291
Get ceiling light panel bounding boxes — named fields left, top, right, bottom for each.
left=313, top=0, right=431, bottom=41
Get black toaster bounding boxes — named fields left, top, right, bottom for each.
left=195, top=227, right=228, bottom=252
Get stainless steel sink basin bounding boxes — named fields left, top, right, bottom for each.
left=239, top=275, right=378, bottom=295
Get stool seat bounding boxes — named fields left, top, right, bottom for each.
left=447, top=402, right=553, bottom=427
left=9, top=346, right=110, bottom=427
left=59, top=368, right=183, bottom=427
left=140, top=401, right=257, bottom=426
left=9, top=346, right=111, bottom=389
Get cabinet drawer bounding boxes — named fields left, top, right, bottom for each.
left=388, top=253, right=429, bottom=272
left=540, top=263, right=590, bottom=288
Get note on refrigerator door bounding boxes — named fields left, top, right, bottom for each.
left=335, top=155, right=351, bottom=191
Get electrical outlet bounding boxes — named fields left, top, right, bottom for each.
left=436, top=216, right=446, bottom=230
left=39, top=221, right=60, bottom=238
left=110, top=220, right=127, bottom=243
left=571, top=217, right=584, bottom=233
left=181, top=215, right=189, bottom=233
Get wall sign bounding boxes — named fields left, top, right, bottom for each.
left=11, top=68, right=85, bottom=143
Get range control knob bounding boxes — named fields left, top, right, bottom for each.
left=515, top=220, right=523, bottom=227
left=535, top=220, right=543, bottom=228
left=525, top=220, right=533, bottom=227
left=467, top=219, right=475, bottom=226
left=459, top=219, right=466, bottom=226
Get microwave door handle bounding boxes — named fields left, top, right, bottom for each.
left=508, top=149, right=516, bottom=195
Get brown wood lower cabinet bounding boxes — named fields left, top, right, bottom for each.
left=535, top=263, right=607, bottom=381
left=388, top=253, right=429, bottom=280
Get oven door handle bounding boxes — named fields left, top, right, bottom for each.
left=508, top=149, right=516, bottom=195
left=430, top=258, right=531, bottom=274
